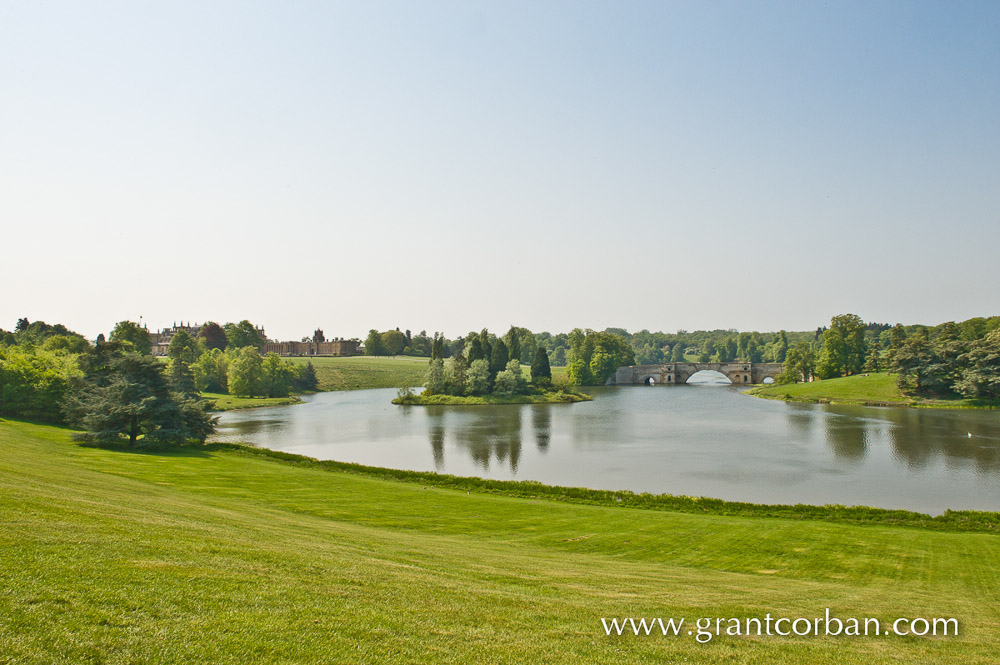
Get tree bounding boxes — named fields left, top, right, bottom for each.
left=489, top=339, right=509, bottom=384
left=892, top=336, right=935, bottom=393
left=63, top=352, right=215, bottom=446
left=953, top=331, right=1000, bottom=399
left=531, top=347, right=551, bottom=387
left=567, top=358, right=593, bottom=386
left=168, top=330, right=201, bottom=363
left=261, top=353, right=295, bottom=398
left=294, top=361, right=318, bottom=392
left=567, top=329, right=634, bottom=385
left=110, top=321, right=152, bottom=355
left=466, top=336, right=485, bottom=363
left=199, top=322, right=228, bottom=351
left=15, top=318, right=29, bottom=333
left=445, top=351, right=468, bottom=395
left=777, top=342, right=815, bottom=384
left=381, top=330, right=406, bottom=356
left=493, top=368, right=518, bottom=396
left=192, top=349, right=228, bottom=393
left=224, top=320, right=267, bottom=350
left=228, top=347, right=264, bottom=397
left=818, top=314, right=866, bottom=378
left=504, top=326, right=523, bottom=366
left=364, top=329, right=387, bottom=356
left=670, top=343, right=685, bottom=362
left=0, top=346, right=82, bottom=422
left=466, top=359, right=490, bottom=395
left=862, top=340, right=881, bottom=373
left=506, top=359, right=526, bottom=393
left=425, top=358, right=445, bottom=395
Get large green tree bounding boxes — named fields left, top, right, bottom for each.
left=816, top=314, right=866, bottom=379
left=224, top=320, right=267, bottom=350
left=567, top=329, right=634, bottom=385
left=110, top=321, right=152, bottom=355
left=0, top=346, right=82, bottom=422
left=364, top=330, right=387, bottom=356
left=381, top=330, right=406, bottom=356
left=228, top=347, right=264, bottom=397
left=64, top=350, right=214, bottom=446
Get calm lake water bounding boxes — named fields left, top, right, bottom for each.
left=212, top=385, right=1000, bottom=514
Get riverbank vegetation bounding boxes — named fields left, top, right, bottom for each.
left=760, top=314, right=1000, bottom=408
left=3, top=417, right=1000, bottom=664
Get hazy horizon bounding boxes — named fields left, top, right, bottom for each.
left=4, top=1, right=998, bottom=341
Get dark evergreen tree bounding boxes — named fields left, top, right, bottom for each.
left=467, top=336, right=484, bottom=363
left=294, top=361, right=319, bottom=391
left=531, top=347, right=551, bottom=387
left=489, top=339, right=509, bottom=383
left=64, top=351, right=215, bottom=446
left=505, top=326, right=521, bottom=366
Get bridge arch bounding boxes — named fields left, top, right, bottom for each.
left=685, top=369, right=731, bottom=385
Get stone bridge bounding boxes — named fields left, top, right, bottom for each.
left=611, top=362, right=784, bottom=386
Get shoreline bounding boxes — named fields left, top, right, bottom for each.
left=209, top=438, right=999, bottom=532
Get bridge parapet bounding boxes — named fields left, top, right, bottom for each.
left=610, top=362, right=783, bottom=386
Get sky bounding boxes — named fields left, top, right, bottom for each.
left=2, top=0, right=998, bottom=341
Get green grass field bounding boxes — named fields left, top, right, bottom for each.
left=3, top=417, right=1000, bottom=663
left=200, top=392, right=303, bottom=411
left=750, top=373, right=997, bottom=408
left=751, top=372, right=910, bottom=404
left=287, top=355, right=568, bottom=392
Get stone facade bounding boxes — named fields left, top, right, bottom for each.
left=260, top=339, right=360, bottom=357
left=612, top=362, right=784, bottom=385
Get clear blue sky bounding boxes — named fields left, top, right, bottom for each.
left=2, top=1, right=998, bottom=341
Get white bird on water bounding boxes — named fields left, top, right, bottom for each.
left=968, top=433, right=973, bottom=438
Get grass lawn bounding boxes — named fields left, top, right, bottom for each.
left=287, top=355, right=569, bottom=392
left=3, top=417, right=1000, bottom=663
left=749, top=372, right=998, bottom=409
left=200, top=392, right=303, bottom=411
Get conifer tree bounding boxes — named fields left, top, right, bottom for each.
left=531, top=347, right=551, bottom=387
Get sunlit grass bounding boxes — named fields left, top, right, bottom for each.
left=3, top=418, right=999, bottom=663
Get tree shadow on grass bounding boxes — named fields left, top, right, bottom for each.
left=76, top=440, right=216, bottom=458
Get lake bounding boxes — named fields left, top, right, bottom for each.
left=212, top=385, right=1000, bottom=514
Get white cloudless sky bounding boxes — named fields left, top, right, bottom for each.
left=2, top=0, right=998, bottom=341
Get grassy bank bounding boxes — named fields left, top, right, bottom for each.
left=392, top=390, right=592, bottom=406
left=3, top=418, right=1000, bottom=663
left=200, top=392, right=303, bottom=411
left=749, top=372, right=999, bottom=409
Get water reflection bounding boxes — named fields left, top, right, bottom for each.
left=429, top=406, right=524, bottom=474
left=822, top=409, right=869, bottom=463
left=213, top=387, right=1000, bottom=513
left=532, top=407, right=551, bottom=453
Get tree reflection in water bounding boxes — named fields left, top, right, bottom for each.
left=805, top=404, right=1000, bottom=474
left=426, top=406, right=524, bottom=474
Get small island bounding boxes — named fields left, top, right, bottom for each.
left=392, top=328, right=593, bottom=406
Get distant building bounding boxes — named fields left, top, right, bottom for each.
left=261, top=338, right=360, bottom=357
left=149, top=321, right=210, bottom=356
left=148, top=320, right=358, bottom=357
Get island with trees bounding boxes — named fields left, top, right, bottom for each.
left=392, top=327, right=605, bottom=405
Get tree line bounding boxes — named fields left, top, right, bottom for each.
left=0, top=318, right=320, bottom=446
